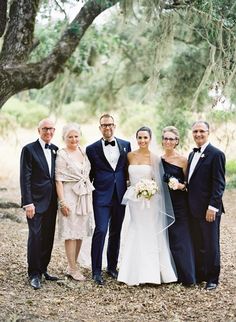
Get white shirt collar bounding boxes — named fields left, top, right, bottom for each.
left=199, top=141, right=209, bottom=153
left=39, top=137, right=50, bottom=149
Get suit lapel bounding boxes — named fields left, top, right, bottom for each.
left=186, top=152, right=194, bottom=180
left=190, top=144, right=211, bottom=180
left=50, top=145, right=57, bottom=178
left=34, top=140, right=50, bottom=176
left=95, top=139, right=113, bottom=170
left=115, top=138, right=126, bottom=170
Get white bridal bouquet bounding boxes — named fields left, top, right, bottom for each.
left=135, top=179, right=159, bottom=200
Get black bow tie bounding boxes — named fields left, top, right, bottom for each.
left=104, top=140, right=115, bottom=146
left=193, top=147, right=201, bottom=153
left=45, top=143, right=52, bottom=150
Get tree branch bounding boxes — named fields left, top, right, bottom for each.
left=0, top=0, right=119, bottom=108
left=29, top=0, right=119, bottom=87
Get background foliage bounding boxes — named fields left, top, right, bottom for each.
left=0, top=0, right=235, bottom=187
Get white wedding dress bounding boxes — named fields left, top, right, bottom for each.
left=117, top=165, right=177, bottom=286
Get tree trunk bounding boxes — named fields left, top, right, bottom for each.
left=0, top=0, right=119, bottom=109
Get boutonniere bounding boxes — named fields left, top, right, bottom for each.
left=200, top=153, right=205, bottom=158
left=52, top=149, right=57, bottom=155
left=123, top=147, right=126, bottom=152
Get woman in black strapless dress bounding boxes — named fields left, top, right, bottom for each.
left=161, top=126, right=196, bottom=285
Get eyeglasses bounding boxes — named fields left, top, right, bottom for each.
left=162, top=137, right=177, bottom=142
left=41, top=127, right=55, bottom=132
left=192, top=130, right=208, bottom=134
left=100, top=123, right=114, bottom=129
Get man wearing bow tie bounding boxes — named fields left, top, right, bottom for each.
left=86, top=114, right=131, bottom=285
left=187, top=121, right=225, bottom=290
left=20, top=119, right=59, bottom=289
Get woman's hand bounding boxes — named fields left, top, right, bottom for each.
left=58, top=199, right=70, bottom=217
left=61, top=203, right=70, bottom=217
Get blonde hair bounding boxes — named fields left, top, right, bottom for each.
left=62, top=123, right=81, bottom=140
left=162, top=126, right=180, bottom=147
left=162, top=126, right=180, bottom=139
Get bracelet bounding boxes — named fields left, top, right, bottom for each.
left=58, top=200, right=66, bottom=208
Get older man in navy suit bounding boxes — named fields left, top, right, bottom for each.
left=86, top=114, right=131, bottom=285
left=20, top=119, right=59, bottom=289
left=187, top=121, right=225, bottom=290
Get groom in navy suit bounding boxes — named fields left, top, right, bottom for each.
left=20, top=119, right=59, bottom=289
left=86, top=114, right=131, bottom=285
left=187, top=121, right=225, bottom=290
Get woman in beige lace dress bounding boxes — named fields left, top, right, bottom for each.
left=55, top=123, right=94, bottom=280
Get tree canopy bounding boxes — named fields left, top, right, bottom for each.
left=0, top=0, right=235, bottom=117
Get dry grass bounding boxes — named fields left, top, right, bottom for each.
left=0, top=182, right=235, bottom=322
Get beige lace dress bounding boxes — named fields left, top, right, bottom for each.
left=55, top=148, right=94, bottom=240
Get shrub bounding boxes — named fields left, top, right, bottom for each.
left=226, top=160, right=236, bottom=189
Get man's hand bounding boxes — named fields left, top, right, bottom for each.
left=206, top=209, right=216, bottom=222
left=25, top=204, right=35, bottom=219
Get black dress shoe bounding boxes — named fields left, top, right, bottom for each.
left=205, top=282, right=218, bottom=290
left=106, top=269, right=118, bottom=279
left=30, top=277, right=41, bottom=290
left=93, top=274, right=104, bottom=285
left=43, top=272, right=59, bottom=281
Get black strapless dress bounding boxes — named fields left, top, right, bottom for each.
left=162, top=159, right=196, bottom=284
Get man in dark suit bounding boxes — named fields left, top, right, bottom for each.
left=86, top=114, right=131, bottom=285
left=20, top=118, right=59, bottom=289
left=187, top=121, right=225, bottom=290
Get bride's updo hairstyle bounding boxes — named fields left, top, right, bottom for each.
left=162, top=126, right=179, bottom=147
left=62, top=123, right=81, bottom=141
left=136, top=126, right=152, bottom=138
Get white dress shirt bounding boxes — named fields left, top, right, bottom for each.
left=102, top=138, right=120, bottom=170
left=188, top=142, right=209, bottom=182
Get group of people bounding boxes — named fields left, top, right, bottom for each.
left=20, top=114, right=225, bottom=292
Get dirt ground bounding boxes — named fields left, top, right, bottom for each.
left=0, top=182, right=235, bottom=322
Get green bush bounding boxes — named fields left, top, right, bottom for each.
left=60, top=101, right=91, bottom=124
left=226, top=160, right=236, bottom=189
left=3, top=98, right=50, bottom=128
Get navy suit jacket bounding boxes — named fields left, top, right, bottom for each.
left=187, top=143, right=225, bottom=218
left=20, top=139, right=58, bottom=214
left=86, top=138, right=131, bottom=206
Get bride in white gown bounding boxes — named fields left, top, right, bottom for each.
left=117, top=126, right=177, bottom=286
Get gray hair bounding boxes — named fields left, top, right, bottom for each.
left=62, top=123, right=81, bottom=140
left=192, top=120, right=210, bottom=130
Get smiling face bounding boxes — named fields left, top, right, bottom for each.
left=192, top=122, right=209, bottom=147
left=99, top=116, right=116, bottom=140
left=38, top=119, right=55, bottom=144
left=136, top=130, right=151, bottom=149
left=65, top=130, right=80, bottom=150
left=162, top=131, right=178, bottom=151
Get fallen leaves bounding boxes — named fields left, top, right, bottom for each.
left=0, top=189, right=236, bottom=321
